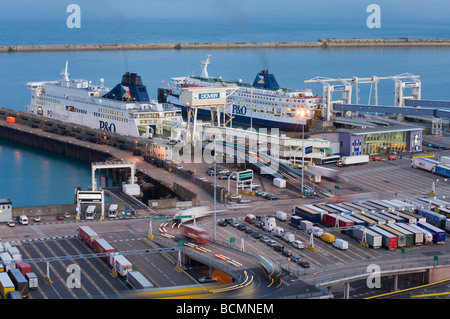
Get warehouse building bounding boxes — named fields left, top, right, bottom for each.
left=311, top=125, right=423, bottom=156
left=0, top=199, right=12, bottom=223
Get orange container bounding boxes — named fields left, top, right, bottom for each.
left=6, top=116, right=15, bottom=123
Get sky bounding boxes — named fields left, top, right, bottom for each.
left=1, top=0, right=449, bottom=22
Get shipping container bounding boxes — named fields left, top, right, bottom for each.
left=275, top=211, right=287, bottom=221
left=385, top=224, right=415, bottom=246
left=376, top=211, right=406, bottom=223
left=337, top=155, right=369, bottom=166
left=417, top=197, right=447, bottom=209
left=335, top=203, right=358, bottom=213
left=126, top=271, right=154, bottom=290
left=0, top=252, right=16, bottom=271
left=369, top=226, right=398, bottom=250
left=417, top=209, right=446, bottom=229
left=289, top=216, right=302, bottom=228
left=383, top=199, right=407, bottom=211
left=352, top=214, right=378, bottom=226
left=325, top=203, right=352, bottom=214
left=364, top=213, right=387, bottom=225
left=0, top=272, right=15, bottom=299
left=395, top=200, right=417, bottom=212
left=396, top=223, right=424, bottom=245
left=300, top=220, right=313, bottom=231
left=434, top=164, right=450, bottom=178
left=417, top=222, right=446, bottom=244
left=411, top=158, right=440, bottom=173
left=25, top=272, right=38, bottom=290
left=407, top=223, right=433, bottom=244
left=341, top=202, right=367, bottom=213
left=303, top=204, right=329, bottom=217
left=378, top=224, right=407, bottom=247
left=109, top=254, right=133, bottom=277
left=404, top=198, right=430, bottom=210
left=294, top=206, right=321, bottom=224
left=320, top=232, right=335, bottom=243
left=6, top=116, right=15, bottom=123
left=322, top=213, right=354, bottom=228
left=371, top=200, right=395, bottom=212
left=350, top=227, right=382, bottom=249
left=78, top=226, right=100, bottom=248
left=434, top=207, right=450, bottom=218
left=315, top=204, right=340, bottom=214
left=8, top=268, right=28, bottom=298
left=354, top=202, right=377, bottom=213
left=370, top=211, right=396, bottom=224
left=365, top=201, right=388, bottom=213
left=7, top=247, right=22, bottom=262
left=16, top=262, right=32, bottom=276
left=343, top=215, right=366, bottom=227
left=92, top=238, right=116, bottom=261
left=396, top=212, right=417, bottom=223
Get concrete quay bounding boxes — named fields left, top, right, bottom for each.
left=2, top=38, right=450, bottom=53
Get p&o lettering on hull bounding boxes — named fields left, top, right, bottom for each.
left=232, top=104, right=247, bottom=115
left=99, top=121, right=116, bottom=133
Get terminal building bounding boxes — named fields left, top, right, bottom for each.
left=311, top=125, right=423, bottom=156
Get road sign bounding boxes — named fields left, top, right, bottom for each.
left=334, top=185, right=340, bottom=190
left=153, top=216, right=169, bottom=220
left=230, top=237, right=235, bottom=243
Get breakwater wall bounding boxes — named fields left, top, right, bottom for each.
left=3, top=38, right=450, bottom=53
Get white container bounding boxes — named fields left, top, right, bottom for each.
left=122, top=184, right=141, bottom=196
left=300, top=220, right=313, bottom=231
left=272, top=226, right=284, bottom=237
left=275, top=211, right=287, bottom=221
left=273, top=178, right=286, bottom=188
left=282, top=232, right=295, bottom=243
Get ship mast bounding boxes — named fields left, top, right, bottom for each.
left=200, top=55, right=211, bottom=79
left=60, top=61, right=70, bottom=82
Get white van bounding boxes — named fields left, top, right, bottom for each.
left=292, top=240, right=305, bottom=249
left=85, top=205, right=96, bottom=220
left=310, top=226, right=323, bottom=237
left=18, top=215, right=28, bottom=225
left=332, top=238, right=349, bottom=250
left=108, top=204, right=118, bottom=218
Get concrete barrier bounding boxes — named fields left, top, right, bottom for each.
left=2, top=38, right=450, bottom=53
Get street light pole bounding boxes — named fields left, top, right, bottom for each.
left=301, top=121, right=304, bottom=194
left=213, top=140, right=217, bottom=241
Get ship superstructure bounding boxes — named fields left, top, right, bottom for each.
left=26, top=62, right=182, bottom=138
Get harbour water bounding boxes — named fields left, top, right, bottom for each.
left=1, top=1, right=450, bottom=206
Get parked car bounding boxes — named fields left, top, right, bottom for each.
left=252, top=232, right=262, bottom=239
left=218, top=219, right=227, bottom=227
left=17, top=215, right=28, bottom=225
left=219, top=174, right=230, bottom=180
left=254, top=221, right=263, bottom=228
left=264, top=194, right=280, bottom=200
left=388, top=155, right=397, bottom=160
left=290, top=256, right=301, bottom=263
left=273, top=244, right=285, bottom=252
left=237, top=198, right=251, bottom=204
left=256, top=191, right=269, bottom=197
left=260, top=236, right=270, bottom=243
left=245, top=228, right=254, bottom=235
left=292, top=240, right=305, bottom=249
left=373, top=156, right=382, bottom=161
left=230, top=222, right=240, bottom=227
left=225, top=218, right=234, bottom=224
left=282, top=249, right=293, bottom=257
left=198, top=276, right=217, bottom=283
left=33, top=216, right=41, bottom=222
left=227, top=194, right=241, bottom=200
left=237, top=223, right=246, bottom=231
left=267, top=239, right=277, bottom=247
left=64, top=212, right=71, bottom=218
left=297, top=259, right=311, bottom=268
left=56, top=215, right=64, bottom=220
left=6, top=220, right=15, bottom=227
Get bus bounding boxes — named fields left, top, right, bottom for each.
left=85, top=205, right=96, bottom=220
left=318, top=155, right=341, bottom=165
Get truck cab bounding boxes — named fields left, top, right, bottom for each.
left=85, top=205, right=96, bottom=220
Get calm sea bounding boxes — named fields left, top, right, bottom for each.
left=1, top=5, right=450, bottom=206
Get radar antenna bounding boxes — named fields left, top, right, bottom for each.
left=200, top=55, right=211, bottom=79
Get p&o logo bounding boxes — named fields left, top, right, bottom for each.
left=99, top=121, right=116, bottom=132
left=232, top=104, right=247, bottom=116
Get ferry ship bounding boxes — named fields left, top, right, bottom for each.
left=26, top=62, right=183, bottom=138
left=158, top=56, right=323, bottom=131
